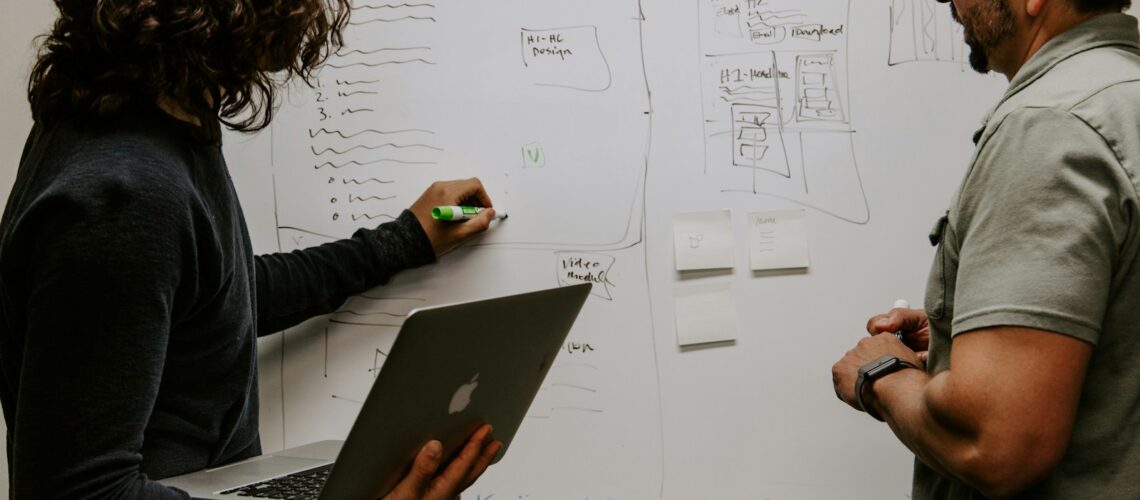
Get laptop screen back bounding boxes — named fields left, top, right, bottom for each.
left=319, top=283, right=592, bottom=499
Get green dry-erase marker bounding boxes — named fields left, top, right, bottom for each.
left=431, top=206, right=508, bottom=221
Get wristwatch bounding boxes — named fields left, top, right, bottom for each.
left=855, top=354, right=919, bottom=422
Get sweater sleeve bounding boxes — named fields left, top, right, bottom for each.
left=254, top=210, right=436, bottom=335
left=10, top=179, right=192, bottom=498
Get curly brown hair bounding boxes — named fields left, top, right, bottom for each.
left=28, top=0, right=351, bottom=137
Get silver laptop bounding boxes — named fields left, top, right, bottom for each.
left=161, top=283, right=591, bottom=499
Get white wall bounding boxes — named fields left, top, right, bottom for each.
left=0, top=2, right=54, bottom=494
left=0, top=1, right=1033, bottom=498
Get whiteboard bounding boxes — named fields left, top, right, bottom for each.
left=0, top=0, right=1014, bottom=498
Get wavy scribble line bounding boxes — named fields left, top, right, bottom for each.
left=309, top=127, right=435, bottom=139
left=353, top=3, right=435, bottom=10
left=341, top=108, right=373, bottom=115
left=343, top=178, right=395, bottom=185
left=349, top=16, right=436, bottom=26
left=338, top=90, right=379, bottom=97
left=311, top=143, right=443, bottom=155
left=352, top=213, right=399, bottom=222
left=314, top=158, right=437, bottom=169
left=337, top=47, right=432, bottom=57
left=335, top=79, right=380, bottom=85
left=720, top=85, right=777, bottom=95
left=326, top=59, right=437, bottom=69
left=349, top=194, right=398, bottom=203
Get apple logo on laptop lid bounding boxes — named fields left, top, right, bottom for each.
left=449, top=374, right=479, bottom=414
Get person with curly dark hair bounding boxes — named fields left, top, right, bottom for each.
left=0, top=1, right=502, bottom=498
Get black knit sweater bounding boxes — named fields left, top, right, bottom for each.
left=0, top=110, right=434, bottom=498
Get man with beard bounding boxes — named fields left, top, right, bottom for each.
left=1, top=0, right=501, bottom=498
left=832, top=0, right=1140, bottom=498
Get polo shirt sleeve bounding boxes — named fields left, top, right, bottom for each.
left=951, top=107, right=1133, bottom=344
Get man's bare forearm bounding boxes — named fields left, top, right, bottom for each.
left=870, top=367, right=1060, bottom=499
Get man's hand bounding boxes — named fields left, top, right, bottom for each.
left=866, top=307, right=931, bottom=362
left=832, top=332, right=924, bottom=412
left=408, top=178, right=497, bottom=257
left=384, top=424, right=503, bottom=500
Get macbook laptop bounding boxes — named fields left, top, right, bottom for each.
left=161, top=283, right=592, bottom=499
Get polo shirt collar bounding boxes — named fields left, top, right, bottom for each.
left=973, top=13, right=1140, bottom=143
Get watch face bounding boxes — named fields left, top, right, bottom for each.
left=861, top=355, right=899, bottom=378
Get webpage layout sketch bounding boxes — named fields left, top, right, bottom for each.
left=272, top=1, right=650, bottom=249
left=699, top=0, right=869, bottom=224
left=889, top=0, right=968, bottom=66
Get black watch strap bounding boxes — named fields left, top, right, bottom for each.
left=855, top=354, right=918, bottom=422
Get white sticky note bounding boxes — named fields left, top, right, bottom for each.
left=673, top=210, right=734, bottom=271
left=749, top=209, right=810, bottom=271
left=674, top=283, right=739, bottom=346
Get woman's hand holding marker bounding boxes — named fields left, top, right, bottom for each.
left=408, top=178, right=505, bottom=257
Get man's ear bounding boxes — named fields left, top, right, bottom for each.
left=1026, top=0, right=1047, bottom=17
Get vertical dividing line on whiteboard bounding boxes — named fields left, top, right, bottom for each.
left=846, top=0, right=856, bottom=128
left=845, top=0, right=871, bottom=225
left=270, top=122, right=288, bottom=449
left=800, top=134, right=809, bottom=195
left=638, top=0, right=666, bottom=496
left=696, top=0, right=709, bottom=176
left=771, top=51, right=789, bottom=195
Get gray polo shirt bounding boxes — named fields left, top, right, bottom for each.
left=918, top=13, right=1140, bottom=500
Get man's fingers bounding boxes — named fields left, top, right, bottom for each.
left=866, top=308, right=925, bottom=335
left=866, top=313, right=893, bottom=334
left=385, top=440, right=443, bottom=499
